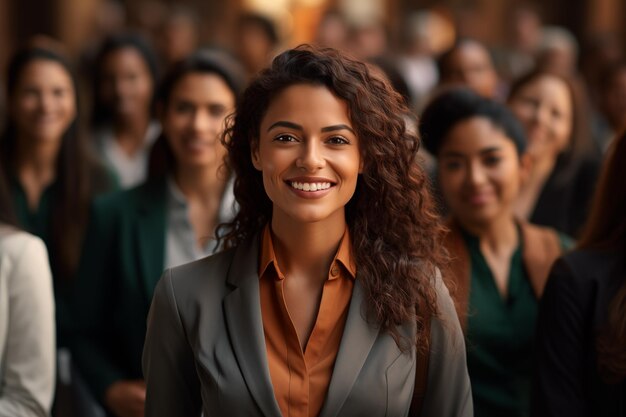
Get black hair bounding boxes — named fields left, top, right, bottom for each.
left=91, top=32, right=159, bottom=127
left=237, top=13, right=279, bottom=46
left=419, top=87, right=527, bottom=156
left=148, top=49, right=245, bottom=178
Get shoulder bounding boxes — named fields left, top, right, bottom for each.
left=0, top=226, right=48, bottom=263
left=92, top=178, right=167, bottom=216
left=556, top=248, right=622, bottom=283
left=159, top=246, right=239, bottom=303
left=0, top=227, right=51, bottom=287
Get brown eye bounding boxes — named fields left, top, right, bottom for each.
left=273, top=134, right=297, bottom=143
left=326, top=136, right=349, bottom=145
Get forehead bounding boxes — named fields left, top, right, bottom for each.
left=261, top=84, right=352, bottom=128
left=440, top=117, right=517, bottom=154
left=169, top=72, right=234, bottom=103
left=19, top=59, right=71, bottom=82
left=518, top=75, right=570, bottom=99
left=103, top=47, right=148, bottom=69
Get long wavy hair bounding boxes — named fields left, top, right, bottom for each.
left=0, top=45, right=112, bottom=280
left=578, top=130, right=626, bottom=383
left=220, top=45, right=447, bottom=352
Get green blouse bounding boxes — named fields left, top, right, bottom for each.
left=462, top=227, right=573, bottom=417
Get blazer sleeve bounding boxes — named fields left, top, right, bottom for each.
left=420, top=270, right=473, bottom=417
left=531, top=258, right=590, bottom=417
left=70, top=199, right=127, bottom=401
left=142, top=270, right=202, bottom=417
left=0, top=234, right=55, bottom=417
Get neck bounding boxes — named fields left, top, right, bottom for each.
left=16, top=134, right=59, bottom=184
left=173, top=164, right=227, bottom=204
left=459, top=213, right=518, bottom=253
left=114, top=114, right=150, bottom=142
left=270, top=209, right=346, bottom=282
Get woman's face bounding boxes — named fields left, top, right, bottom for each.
left=507, top=75, right=572, bottom=157
left=99, top=47, right=154, bottom=121
left=11, top=59, right=76, bottom=144
left=161, top=72, right=235, bottom=170
left=253, top=84, right=361, bottom=225
left=438, top=117, right=526, bottom=228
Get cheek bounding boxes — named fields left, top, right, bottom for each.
left=496, top=164, right=522, bottom=199
left=438, top=171, right=463, bottom=204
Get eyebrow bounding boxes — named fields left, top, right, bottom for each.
left=267, top=121, right=355, bottom=135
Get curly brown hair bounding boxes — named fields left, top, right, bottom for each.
left=219, top=45, right=447, bottom=352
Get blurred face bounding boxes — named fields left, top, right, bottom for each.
left=508, top=75, right=572, bottom=157
left=161, top=72, right=235, bottom=170
left=11, top=59, right=76, bottom=144
left=443, top=42, right=499, bottom=98
left=253, top=84, right=361, bottom=225
left=438, top=117, right=526, bottom=228
left=99, top=47, right=153, bottom=120
left=237, top=25, right=273, bottom=73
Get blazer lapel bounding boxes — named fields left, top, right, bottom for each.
left=136, top=180, right=167, bottom=303
left=223, top=235, right=283, bottom=417
left=319, top=280, right=380, bottom=417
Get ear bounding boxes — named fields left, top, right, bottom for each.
left=251, top=144, right=262, bottom=171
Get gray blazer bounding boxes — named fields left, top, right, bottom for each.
left=0, top=227, right=55, bottom=417
left=143, top=235, right=472, bottom=417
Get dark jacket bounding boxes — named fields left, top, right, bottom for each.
left=70, top=179, right=167, bottom=402
left=532, top=247, right=626, bottom=417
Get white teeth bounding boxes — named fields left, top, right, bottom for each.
left=290, top=181, right=332, bottom=191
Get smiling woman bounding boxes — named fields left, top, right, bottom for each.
left=0, top=43, right=115, bottom=348
left=420, top=87, right=573, bottom=417
left=142, top=45, right=472, bottom=417
left=70, top=49, right=244, bottom=417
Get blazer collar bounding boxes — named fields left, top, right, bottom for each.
left=224, top=232, right=380, bottom=417
left=223, top=234, right=283, bottom=417
left=319, top=279, right=380, bottom=417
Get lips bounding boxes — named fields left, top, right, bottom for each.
left=464, top=192, right=493, bottom=206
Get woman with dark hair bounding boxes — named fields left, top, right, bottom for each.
left=0, top=43, right=115, bottom=347
left=91, top=33, right=160, bottom=188
left=532, top=131, right=626, bottom=417
left=71, top=49, right=244, bottom=417
left=0, top=167, right=56, bottom=417
left=507, top=69, right=601, bottom=237
left=142, top=46, right=471, bottom=417
left=419, top=88, right=571, bottom=417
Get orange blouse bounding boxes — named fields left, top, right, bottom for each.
left=258, top=225, right=356, bottom=417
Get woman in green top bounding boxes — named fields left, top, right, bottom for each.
left=71, top=49, right=245, bottom=417
left=419, top=88, right=571, bottom=417
left=0, top=41, right=115, bottom=346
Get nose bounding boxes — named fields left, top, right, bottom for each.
left=39, top=92, right=55, bottom=113
left=192, top=109, right=215, bottom=135
left=296, top=139, right=325, bottom=172
left=466, top=161, right=487, bottom=186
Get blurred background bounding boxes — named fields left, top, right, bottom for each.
left=1, top=0, right=625, bottom=119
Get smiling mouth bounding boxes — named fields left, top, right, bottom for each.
left=288, top=181, right=334, bottom=192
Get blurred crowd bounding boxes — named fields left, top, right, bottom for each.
left=0, top=1, right=625, bottom=417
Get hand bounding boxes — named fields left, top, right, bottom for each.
left=104, top=379, right=146, bottom=417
